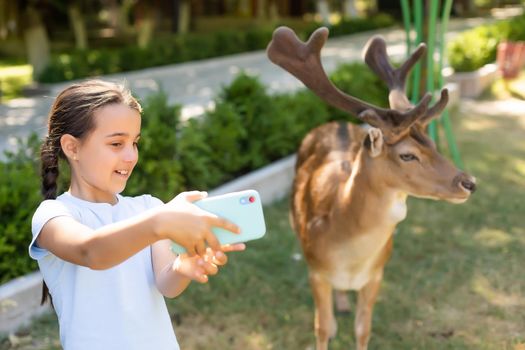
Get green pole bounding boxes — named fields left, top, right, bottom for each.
left=400, top=0, right=412, bottom=56
left=437, top=0, right=453, bottom=89
left=438, top=0, right=464, bottom=168
left=427, top=0, right=439, bottom=142
left=411, top=0, right=423, bottom=104
left=401, top=0, right=464, bottom=168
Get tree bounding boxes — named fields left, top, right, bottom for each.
left=342, top=0, right=358, bottom=18
left=22, top=2, right=51, bottom=80
left=317, top=0, right=330, bottom=25
left=67, top=0, right=88, bottom=50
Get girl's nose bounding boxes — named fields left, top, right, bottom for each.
left=123, top=146, right=138, bottom=163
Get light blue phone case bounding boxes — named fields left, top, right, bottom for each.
left=171, top=189, right=266, bottom=254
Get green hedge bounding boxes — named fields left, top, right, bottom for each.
left=38, top=14, right=395, bottom=83
left=448, top=14, right=525, bottom=72
left=0, top=62, right=388, bottom=283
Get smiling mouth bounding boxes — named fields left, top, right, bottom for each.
left=115, top=170, right=130, bottom=176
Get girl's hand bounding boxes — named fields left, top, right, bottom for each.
left=155, top=191, right=241, bottom=256
left=174, top=244, right=246, bottom=283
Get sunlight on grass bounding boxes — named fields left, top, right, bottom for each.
left=514, top=158, right=525, bottom=176
left=489, top=69, right=525, bottom=100
left=474, top=228, right=513, bottom=247
left=462, top=117, right=498, bottom=131
left=472, top=274, right=525, bottom=307
left=0, top=64, right=33, bottom=101
left=0, top=64, right=32, bottom=76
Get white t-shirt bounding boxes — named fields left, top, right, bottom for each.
left=29, top=192, right=180, bottom=350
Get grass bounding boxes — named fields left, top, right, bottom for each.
left=485, top=69, right=525, bottom=100
left=0, top=62, right=32, bottom=102
left=3, top=91, right=525, bottom=349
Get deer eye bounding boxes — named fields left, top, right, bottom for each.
left=399, top=153, right=419, bottom=162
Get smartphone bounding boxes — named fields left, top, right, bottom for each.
left=171, top=189, right=267, bottom=254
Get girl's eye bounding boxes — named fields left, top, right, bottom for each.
left=399, top=153, right=419, bottom=162
left=111, top=143, right=122, bottom=147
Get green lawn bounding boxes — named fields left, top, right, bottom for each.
left=3, top=93, right=525, bottom=349
left=0, top=62, right=32, bottom=102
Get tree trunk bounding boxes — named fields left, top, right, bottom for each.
left=0, top=0, right=8, bottom=39
left=269, top=0, right=279, bottom=21
left=177, top=0, right=191, bottom=34
left=342, top=0, right=358, bottom=18
left=68, top=3, right=88, bottom=50
left=316, top=0, right=330, bottom=25
left=257, top=0, right=267, bottom=20
left=23, top=6, right=50, bottom=80
left=107, top=0, right=134, bottom=37
left=137, top=11, right=155, bottom=48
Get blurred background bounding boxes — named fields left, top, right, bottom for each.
left=0, top=0, right=517, bottom=94
left=1, top=1, right=525, bottom=349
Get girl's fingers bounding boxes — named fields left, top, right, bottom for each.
left=212, top=251, right=228, bottom=266
left=210, top=216, right=240, bottom=234
left=221, top=243, right=246, bottom=253
left=195, top=240, right=207, bottom=257
left=194, top=268, right=208, bottom=283
left=201, top=261, right=219, bottom=275
left=205, top=231, right=221, bottom=252
left=178, top=191, right=208, bottom=203
left=185, top=245, right=197, bottom=257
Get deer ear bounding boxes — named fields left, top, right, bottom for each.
left=367, top=127, right=384, bottom=157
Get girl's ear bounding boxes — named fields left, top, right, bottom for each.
left=367, top=127, right=384, bottom=158
left=60, top=134, right=80, bottom=161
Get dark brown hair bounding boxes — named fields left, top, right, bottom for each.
left=40, top=80, right=142, bottom=304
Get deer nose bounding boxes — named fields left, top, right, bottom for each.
left=461, top=179, right=476, bottom=193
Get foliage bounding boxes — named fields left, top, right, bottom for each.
left=0, top=64, right=32, bottom=101
left=320, top=13, right=395, bottom=38
left=329, top=62, right=389, bottom=121
left=37, top=15, right=395, bottom=83
left=447, top=14, right=525, bottom=72
left=0, top=135, right=41, bottom=283
left=448, top=26, right=503, bottom=72
left=125, top=90, right=185, bottom=202
left=0, top=63, right=383, bottom=283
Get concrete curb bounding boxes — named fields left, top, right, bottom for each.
left=0, top=272, right=49, bottom=334
left=0, top=154, right=297, bottom=334
left=443, top=63, right=500, bottom=98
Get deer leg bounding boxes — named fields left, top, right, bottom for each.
left=309, top=273, right=336, bottom=350
left=334, top=290, right=351, bottom=314
left=354, top=273, right=383, bottom=350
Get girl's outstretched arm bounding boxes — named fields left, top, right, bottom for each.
left=36, top=191, right=240, bottom=270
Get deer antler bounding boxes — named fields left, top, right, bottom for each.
left=267, top=27, right=446, bottom=143
left=363, top=36, right=449, bottom=129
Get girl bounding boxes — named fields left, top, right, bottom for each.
left=29, top=80, right=244, bottom=350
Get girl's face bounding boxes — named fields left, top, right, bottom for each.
left=70, top=103, right=141, bottom=203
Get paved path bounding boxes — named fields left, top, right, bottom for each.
left=0, top=13, right=518, bottom=158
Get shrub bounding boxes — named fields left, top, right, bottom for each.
left=447, top=14, right=525, bottom=72
left=447, top=26, right=502, bottom=72
left=328, top=62, right=389, bottom=120
left=0, top=135, right=41, bottom=284
left=125, top=90, right=185, bottom=202
left=37, top=16, right=396, bottom=83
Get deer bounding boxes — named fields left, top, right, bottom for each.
left=266, top=27, right=476, bottom=350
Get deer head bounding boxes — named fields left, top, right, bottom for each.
left=267, top=27, right=476, bottom=203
